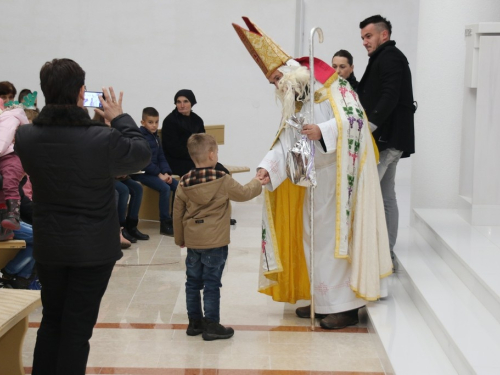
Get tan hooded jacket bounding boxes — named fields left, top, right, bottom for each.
left=173, top=171, right=261, bottom=249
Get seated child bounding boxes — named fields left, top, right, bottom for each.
left=0, top=97, right=29, bottom=230
left=131, top=107, right=177, bottom=236
left=1, top=176, right=36, bottom=289
left=173, top=133, right=265, bottom=341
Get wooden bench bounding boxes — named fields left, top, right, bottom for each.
left=0, top=289, right=41, bottom=375
left=138, top=125, right=251, bottom=221
left=0, top=240, right=27, bottom=269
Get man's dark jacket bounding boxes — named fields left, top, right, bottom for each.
left=358, top=40, right=415, bottom=157
left=15, top=106, right=151, bottom=266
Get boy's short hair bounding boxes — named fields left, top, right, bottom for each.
left=142, top=107, right=159, bottom=119
left=187, top=133, right=217, bottom=164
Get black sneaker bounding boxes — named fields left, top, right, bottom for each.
left=186, top=318, right=205, bottom=336
left=160, top=220, right=174, bottom=236
left=9, top=276, right=32, bottom=289
left=202, top=320, right=234, bottom=341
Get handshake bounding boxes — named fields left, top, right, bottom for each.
left=254, top=168, right=270, bottom=185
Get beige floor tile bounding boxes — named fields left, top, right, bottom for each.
left=157, top=352, right=221, bottom=369
left=123, top=303, right=177, bottom=324
left=334, top=332, right=379, bottom=358
left=28, top=306, right=43, bottom=322
left=111, top=265, right=148, bottom=278
left=98, top=352, right=161, bottom=368
left=216, top=354, right=271, bottom=370
left=131, top=288, right=181, bottom=305
left=105, top=276, right=143, bottom=295
left=270, top=355, right=316, bottom=371
left=21, top=201, right=385, bottom=373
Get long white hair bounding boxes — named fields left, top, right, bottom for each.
left=275, top=65, right=310, bottom=123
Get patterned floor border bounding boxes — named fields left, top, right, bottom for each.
left=28, top=322, right=369, bottom=333
left=24, top=367, right=384, bottom=375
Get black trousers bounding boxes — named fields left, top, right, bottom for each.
left=32, top=261, right=115, bottom=375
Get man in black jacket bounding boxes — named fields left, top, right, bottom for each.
left=358, top=15, right=415, bottom=261
left=15, top=58, right=151, bottom=375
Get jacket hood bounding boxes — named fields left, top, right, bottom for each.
left=33, top=105, right=104, bottom=128
left=181, top=176, right=226, bottom=205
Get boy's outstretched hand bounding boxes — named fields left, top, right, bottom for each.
left=255, top=168, right=270, bottom=185
left=94, top=87, right=124, bottom=124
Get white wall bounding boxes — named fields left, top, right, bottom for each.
left=411, top=0, right=500, bottom=209
left=3, top=0, right=418, bottom=185
left=301, top=0, right=419, bottom=79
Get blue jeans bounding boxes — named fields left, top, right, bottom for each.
left=131, top=174, right=178, bottom=220
left=185, top=246, right=228, bottom=322
left=4, top=222, right=34, bottom=278
left=114, top=179, right=143, bottom=224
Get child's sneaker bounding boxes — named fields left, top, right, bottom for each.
left=186, top=318, right=205, bottom=336
left=1, top=199, right=21, bottom=230
left=202, top=320, right=234, bottom=341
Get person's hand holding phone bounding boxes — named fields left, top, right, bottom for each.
left=94, top=87, right=123, bottom=125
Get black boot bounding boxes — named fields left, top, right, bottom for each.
left=186, top=318, right=206, bottom=336
left=2, top=199, right=20, bottom=230
left=202, top=320, right=234, bottom=341
left=121, top=226, right=137, bottom=243
left=160, top=219, right=174, bottom=236
left=126, top=217, right=149, bottom=240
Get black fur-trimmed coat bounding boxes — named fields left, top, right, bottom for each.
left=14, top=105, right=151, bottom=266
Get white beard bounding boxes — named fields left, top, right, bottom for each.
left=275, top=66, right=311, bottom=123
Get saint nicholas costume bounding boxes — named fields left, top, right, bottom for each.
left=233, top=17, right=392, bottom=318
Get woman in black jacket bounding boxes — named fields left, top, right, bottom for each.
left=161, top=90, right=205, bottom=177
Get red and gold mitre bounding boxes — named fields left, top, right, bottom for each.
left=233, top=17, right=292, bottom=79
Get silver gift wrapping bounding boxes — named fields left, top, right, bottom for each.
left=286, top=136, right=316, bottom=187
left=285, top=114, right=317, bottom=187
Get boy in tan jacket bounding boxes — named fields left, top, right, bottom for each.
left=174, top=133, right=266, bottom=340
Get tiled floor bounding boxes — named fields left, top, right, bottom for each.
left=22, top=198, right=388, bottom=374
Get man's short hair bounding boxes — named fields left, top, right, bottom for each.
left=0, top=81, right=17, bottom=97
left=142, top=107, right=159, bottom=119
left=40, top=59, right=85, bottom=105
left=332, top=49, right=354, bottom=66
left=187, top=133, right=217, bottom=164
left=359, top=15, right=392, bottom=36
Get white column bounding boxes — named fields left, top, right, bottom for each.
left=411, top=0, right=500, bottom=215
left=459, top=31, right=500, bottom=224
